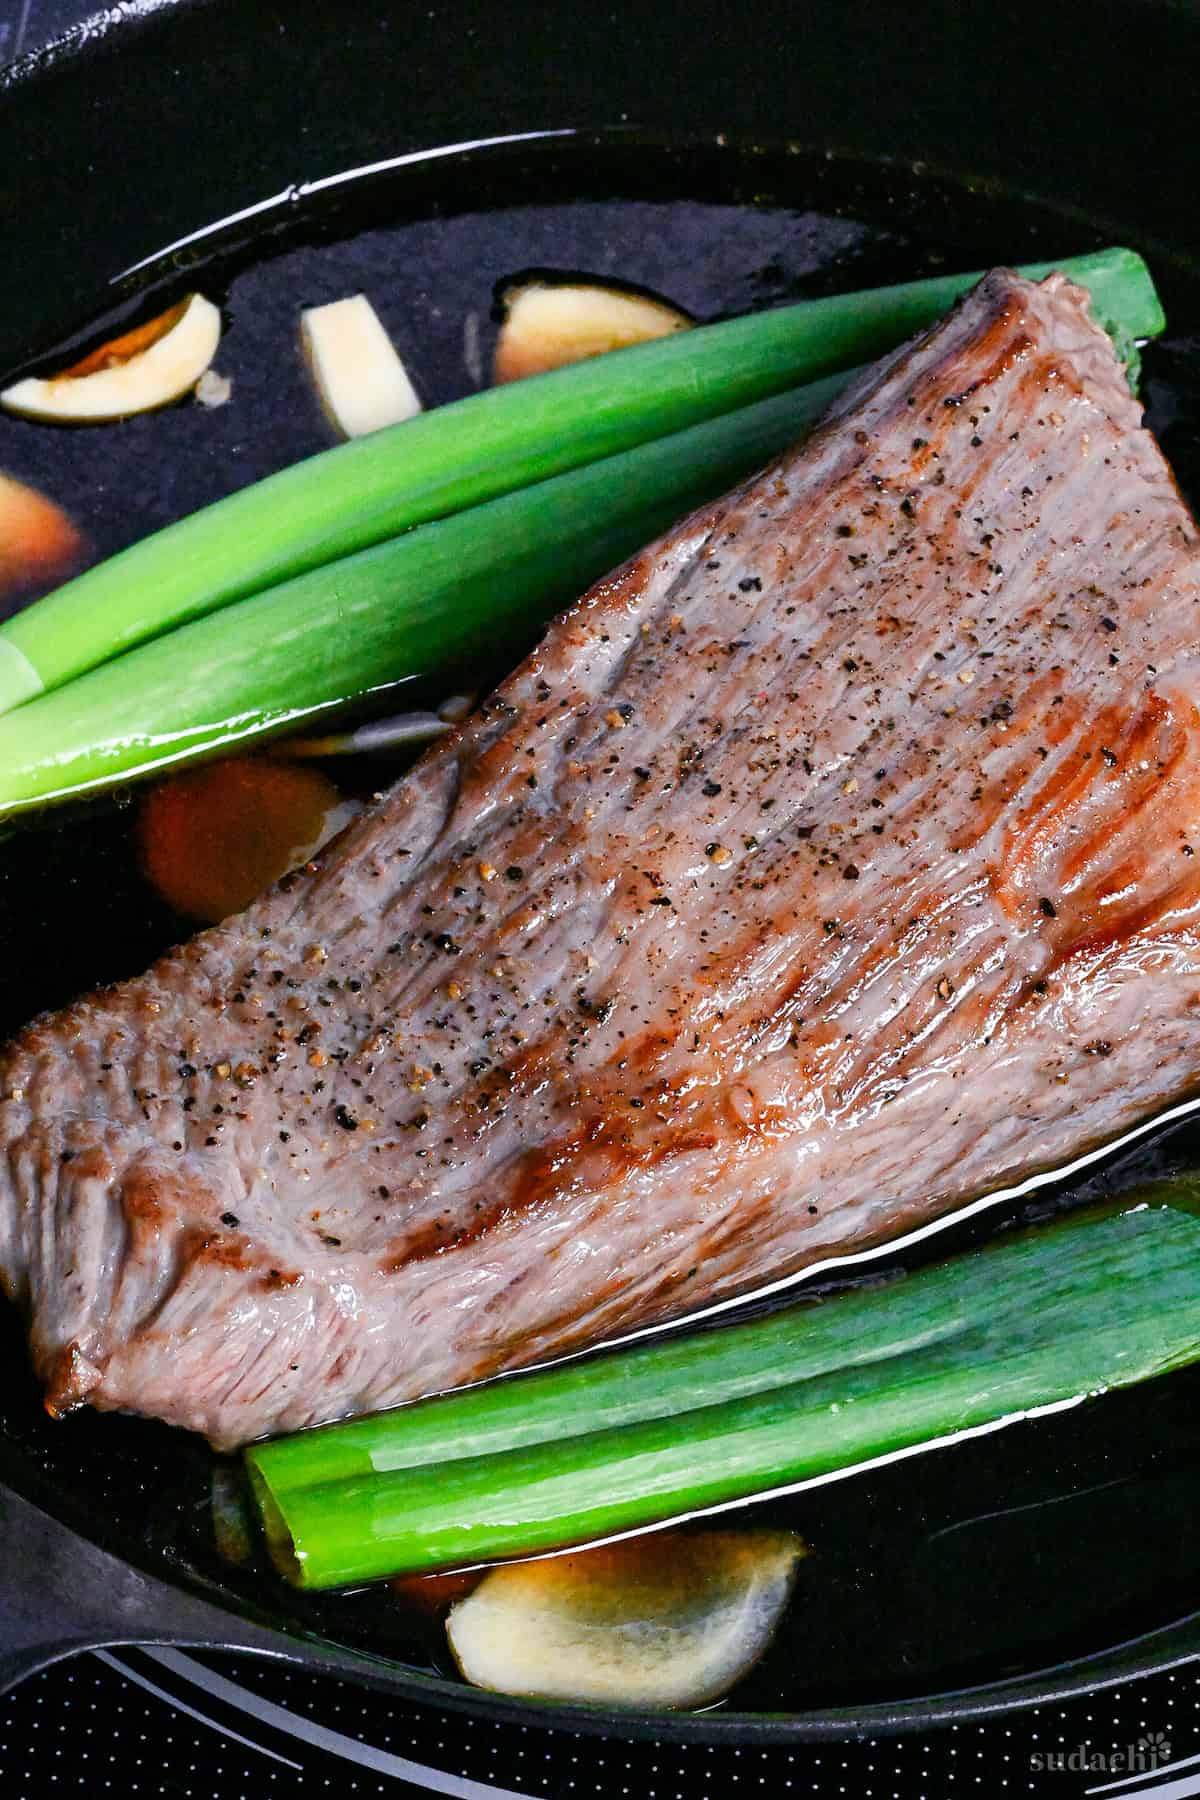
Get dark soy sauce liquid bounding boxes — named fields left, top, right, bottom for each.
left=2, top=138, right=1200, bottom=1711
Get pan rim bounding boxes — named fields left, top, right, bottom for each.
left=3, top=0, right=1200, bottom=1740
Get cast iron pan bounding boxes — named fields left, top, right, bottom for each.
left=4, top=0, right=1200, bottom=1741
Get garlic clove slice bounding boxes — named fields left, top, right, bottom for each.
left=1, top=294, right=221, bottom=423
left=447, top=1528, right=803, bottom=1711
left=493, top=279, right=691, bottom=384
left=300, top=294, right=422, bottom=438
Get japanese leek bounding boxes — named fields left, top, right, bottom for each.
left=246, top=1186, right=1200, bottom=1588
left=0, top=246, right=1162, bottom=714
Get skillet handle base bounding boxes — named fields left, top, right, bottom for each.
left=0, top=1484, right=286, bottom=1695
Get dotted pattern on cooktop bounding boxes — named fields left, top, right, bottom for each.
left=2, top=1650, right=1200, bottom=1799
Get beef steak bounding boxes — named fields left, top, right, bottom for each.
left=3, top=269, right=1199, bottom=1448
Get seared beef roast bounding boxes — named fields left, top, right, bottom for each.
left=4, top=269, right=1199, bottom=1448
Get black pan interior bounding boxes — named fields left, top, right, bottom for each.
left=3, top=0, right=1200, bottom=1735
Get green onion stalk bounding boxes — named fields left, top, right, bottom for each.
left=0, top=249, right=1167, bottom=819
left=0, top=246, right=1162, bottom=715
left=0, top=373, right=843, bottom=815
left=245, top=1185, right=1200, bottom=1588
